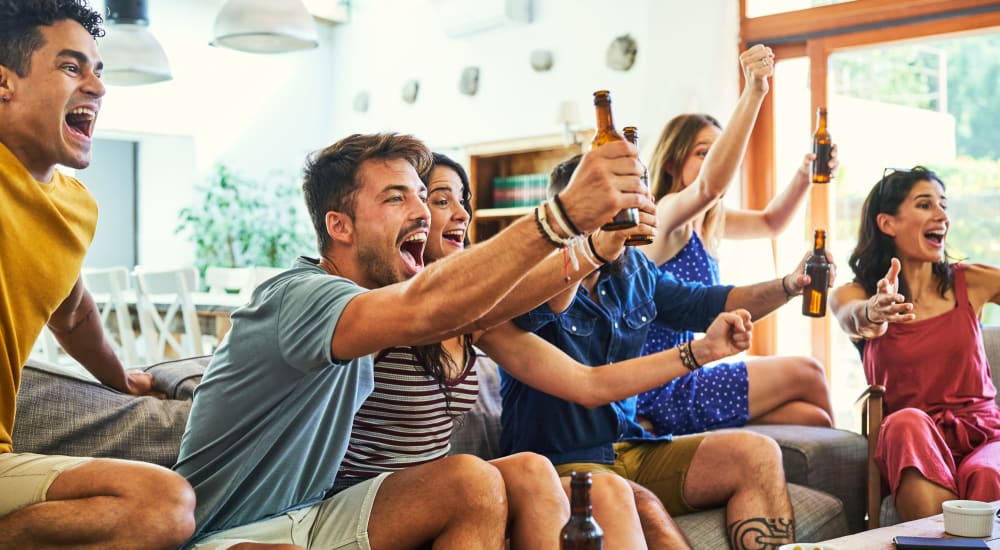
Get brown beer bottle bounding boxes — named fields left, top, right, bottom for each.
left=622, top=126, right=653, bottom=246
left=802, top=229, right=832, bottom=317
left=810, top=107, right=833, bottom=184
left=591, top=90, right=638, bottom=231
left=561, top=471, right=603, bottom=549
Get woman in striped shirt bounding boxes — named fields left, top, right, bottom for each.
left=337, top=152, right=757, bottom=549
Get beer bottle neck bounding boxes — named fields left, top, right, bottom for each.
left=816, top=111, right=828, bottom=132
left=570, top=484, right=593, bottom=517
left=595, top=102, right=615, bottom=133
left=813, top=232, right=826, bottom=253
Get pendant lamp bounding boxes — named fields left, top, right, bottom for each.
left=100, top=0, right=172, bottom=85
left=211, top=0, right=319, bottom=54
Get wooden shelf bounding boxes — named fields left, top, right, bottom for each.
left=465, top=131, right=592, bottom=243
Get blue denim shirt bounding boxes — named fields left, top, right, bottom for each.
left=499, top=248, right=732, bottom=464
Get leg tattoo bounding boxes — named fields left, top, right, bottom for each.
left=728, top=517, right=794, bottom=550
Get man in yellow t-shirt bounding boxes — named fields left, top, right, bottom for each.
left=0, top=2, right=195, bottom=547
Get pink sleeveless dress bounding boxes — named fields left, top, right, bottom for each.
left=863, top=264, right=1000, bottom=499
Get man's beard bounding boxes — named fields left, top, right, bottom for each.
left=356, top=240, right=403, bottom=289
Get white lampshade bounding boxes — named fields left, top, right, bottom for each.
left=212, top=0, right=319, bottom=54
left=100, top=23, right=172, bottom=85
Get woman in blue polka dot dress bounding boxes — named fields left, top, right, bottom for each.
left=636, top=45, right=836, bottom=436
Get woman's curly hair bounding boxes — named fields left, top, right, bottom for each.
left=1, top=0, right=103, bottom=76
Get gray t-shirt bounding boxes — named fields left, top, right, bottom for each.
left=174, top=257, right=372, bottom=541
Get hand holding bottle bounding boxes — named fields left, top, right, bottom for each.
left=557, top=141, right=650, bottom=235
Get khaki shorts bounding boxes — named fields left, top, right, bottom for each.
left=554, top=434, right=706, bottom=516
left=0, top=452, right=92, bottom=516
left=193, top=472, right=390, bottom=550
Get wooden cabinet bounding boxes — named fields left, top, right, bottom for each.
left=465, top=131, right=592, bottom=243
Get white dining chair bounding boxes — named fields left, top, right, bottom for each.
left=82, top=266, right=142, bottom=366
left=205, top=266, right=255, bottom=298
left=132, top=266, right=205, bottom=363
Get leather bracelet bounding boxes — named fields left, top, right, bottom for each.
left=686, top=341, right=702, bottom=369
left=780, top=275, right=795, bottom=299
left=587, top=235, right=611, bottom=265
left=864, top=299, right=878, bottom=324
left=552, top=193, right=583, bottom=236
left=678, top=341, right=701, bottom=371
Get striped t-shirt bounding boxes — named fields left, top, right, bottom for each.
left=339, top=343, right=479, bottom=478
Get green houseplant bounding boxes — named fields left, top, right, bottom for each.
left=176, top=164, right=313, bottom=279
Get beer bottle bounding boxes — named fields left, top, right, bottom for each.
left=560, top=471, right=604, bottom=550
left=810, top=107, right=833, bottom=184
left=802, top=229, right=832, bottom=318
left=591, top=90, right=638, bottom=231
left=622, top=126, right=653, bottom=246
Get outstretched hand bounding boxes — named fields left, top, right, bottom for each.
left=867, top=258, right=915, bottom=324
left=702, top=309, right=753, bottom=361
left=558, top=141, right=653, bottom=235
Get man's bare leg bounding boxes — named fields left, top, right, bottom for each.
left=490, top=453, right=568, bottom=549
left=683, top=431, right=794, bottom=550
left=626, top=480, right=691, bottom=549
left=0, top=458, right=195, bottom=550
left=366, top=454, right=507, bottom=549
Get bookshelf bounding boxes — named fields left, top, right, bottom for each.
left=464, top=131, right=592, bottom=243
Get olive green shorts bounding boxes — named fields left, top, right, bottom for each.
left=0, top=452, right=92, bottom=516
left=554, top=434, right=706, bottom=516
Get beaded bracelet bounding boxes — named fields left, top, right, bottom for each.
left=534, top=205, right=564, bottom=249
left=678, top=341, right=702, bottom=371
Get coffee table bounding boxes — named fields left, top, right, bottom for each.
left=820, top=502, right=1000, bottom=549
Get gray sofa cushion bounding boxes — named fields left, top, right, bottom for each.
left=675, top=483, right=848, bottom=549
left=12, top=356, right=209, bottom=468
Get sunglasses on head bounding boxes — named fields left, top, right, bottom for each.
left=876, top=165, right=937, bottom=208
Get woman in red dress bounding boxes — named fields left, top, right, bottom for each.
left=831, top=166, right=1000, bottom=521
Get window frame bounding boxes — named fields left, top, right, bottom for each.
left=739, top=0, right=1000, bottom=369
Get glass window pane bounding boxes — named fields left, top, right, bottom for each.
left=772, top=29, right=1000, bottom=429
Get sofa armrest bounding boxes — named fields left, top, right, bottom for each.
left=744, top=424, right=867, bottom=534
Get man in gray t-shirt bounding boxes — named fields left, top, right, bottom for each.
left=174, top=133, right=652, bottom=549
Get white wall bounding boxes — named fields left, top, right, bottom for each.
left=327, top=0, right=741, bottom=154
left=86, top=0, right=741, bottom=268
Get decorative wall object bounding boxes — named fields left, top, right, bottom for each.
left=353, top=91, right=370, bottom=113
left=459, top=66, right=480, bottom=96
left=402, top=79, right=420, bottom=104
left=530, top=49, right=553, bottom=72
left=606, top=34, right=637, bottom=71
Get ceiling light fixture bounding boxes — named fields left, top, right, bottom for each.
left=211, top=0, right=319, bottom=54
left=100, top=0, right=172, bottom=86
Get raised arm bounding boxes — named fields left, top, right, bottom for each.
left=463, top=208, right=657, bottom=331
left=723, top=146, right=838, bottom=239
left=643, top=45, right=773, bottom=265
left=965, top=262, right=1000, bottom=313
left=333, top=141, right=651, bottom=359
left=476, top=310, right=752, bottom=408
left=47, top=277, right=159, bottom=396
left=830, top=258, right=915, bottom=340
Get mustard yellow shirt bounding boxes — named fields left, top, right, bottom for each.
left=0, top=143, right=97, bottom=453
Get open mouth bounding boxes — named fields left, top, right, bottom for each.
left=399, top=233, right=427, bottom=272
left=65, top=107, right=96, bottom=139
left=924, top=229, right=945, bottom=246
left=443, top=228, right=466, bottom=245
